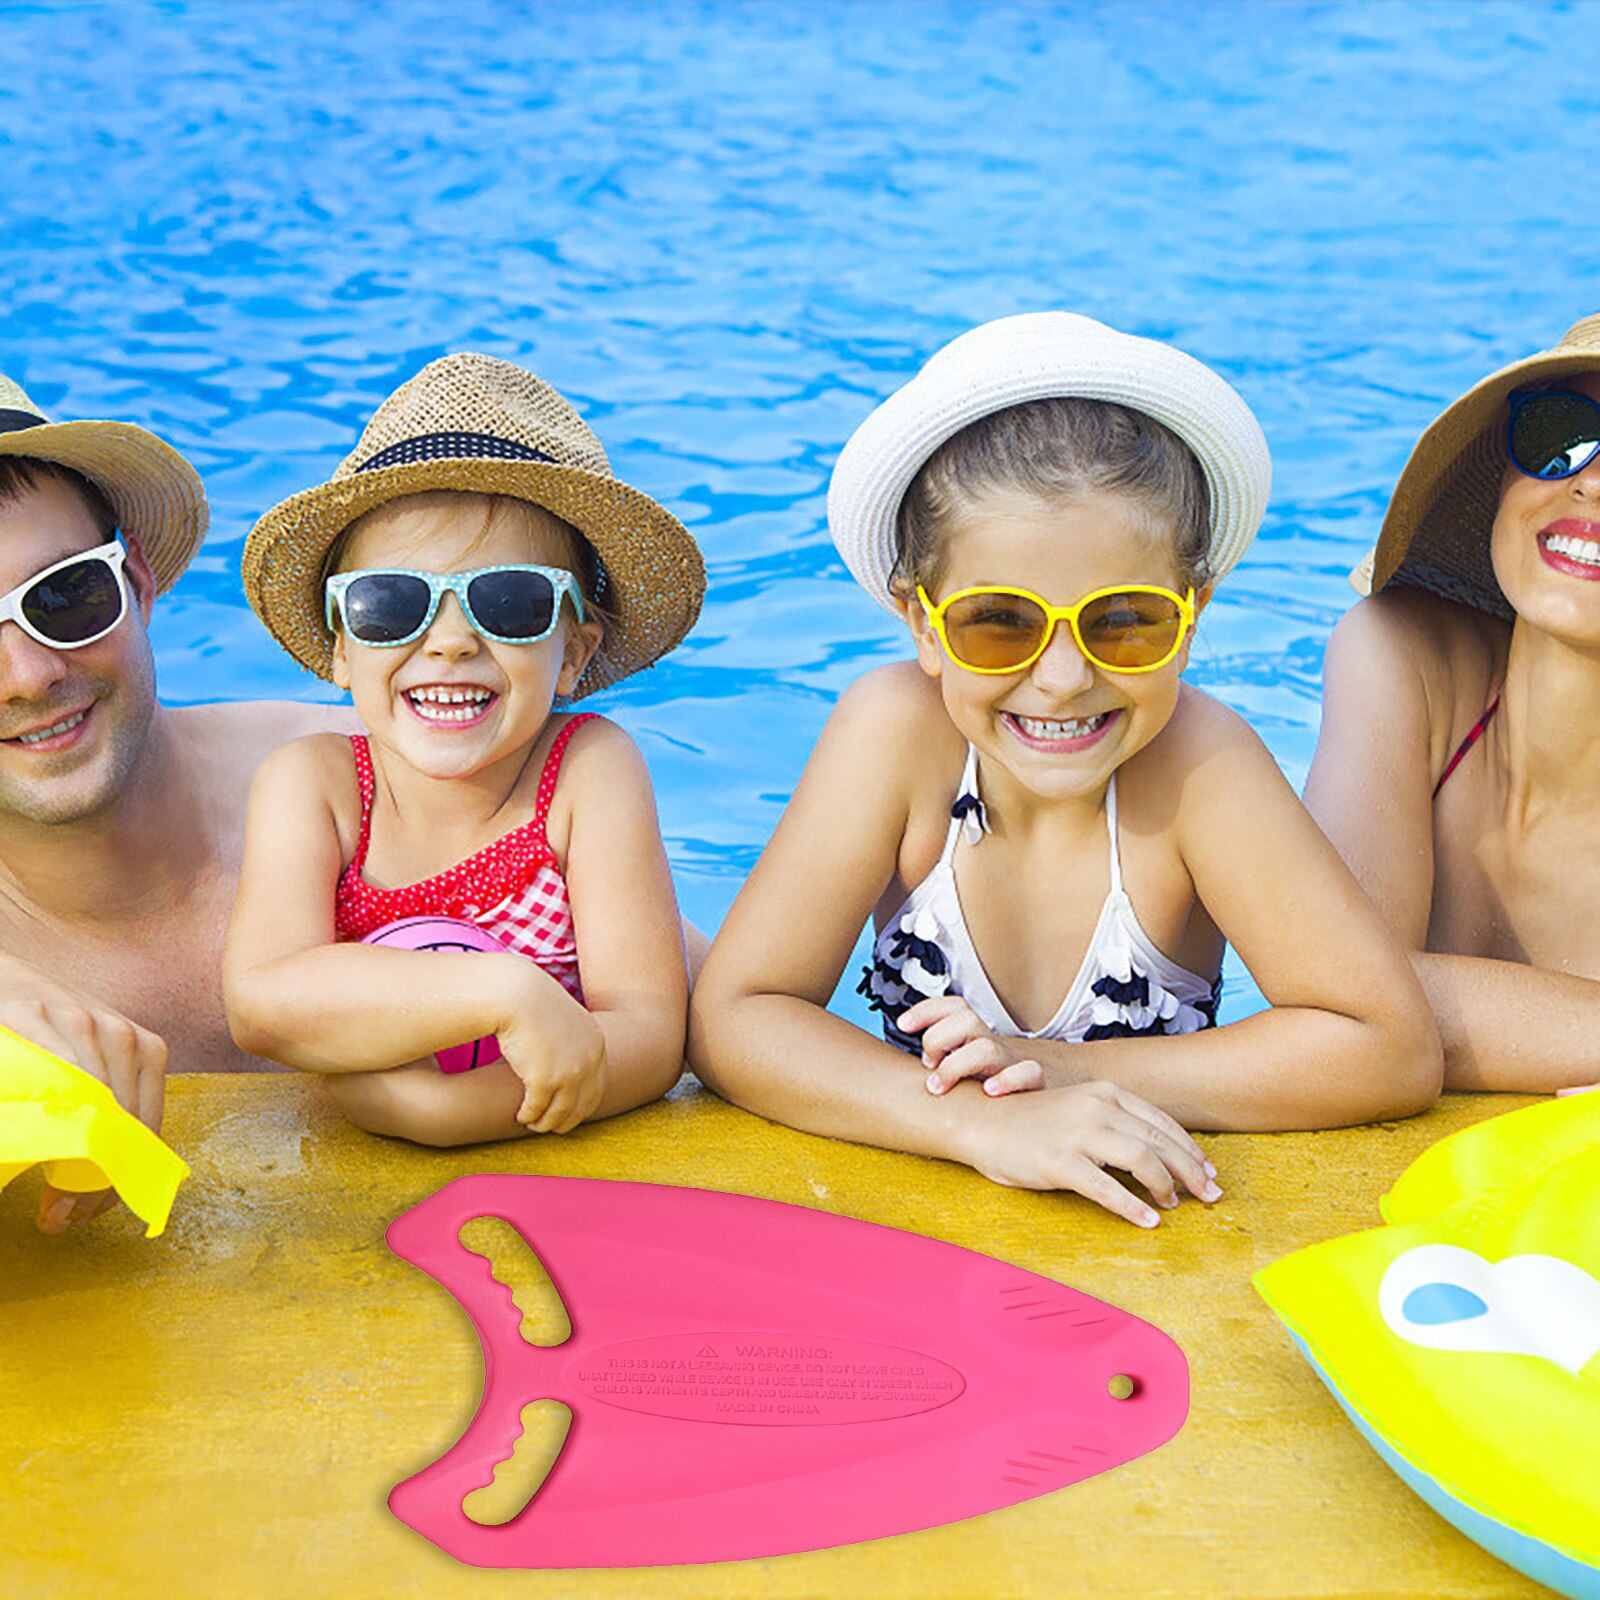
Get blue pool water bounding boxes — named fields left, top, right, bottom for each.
left=3, top=0, right=1597, bottom=1023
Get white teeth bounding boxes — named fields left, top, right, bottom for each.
left=408, top=686, right=491, bottom=704
left=14, top=710, right=86, bottom=745
left=1013, top=711, right=1110, bottom=742
left=406, top=686, right=493, bottom=723
left=1545, top=533, right=1600, bottom=566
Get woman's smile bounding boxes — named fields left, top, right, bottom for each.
left=1537, top=519, right=1600, bottom=582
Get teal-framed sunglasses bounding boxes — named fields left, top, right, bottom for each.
left=325, top=563, right=586, bottom=648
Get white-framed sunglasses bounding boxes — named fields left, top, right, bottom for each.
left=0, top=538, right=128, bottom=650
left=325, top=563, right=585, bottom=648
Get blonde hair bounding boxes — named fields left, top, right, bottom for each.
left=326, top=489, right=615, bottom=631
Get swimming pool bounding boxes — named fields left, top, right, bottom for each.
left=3, top=0, right=1595, bottom=1022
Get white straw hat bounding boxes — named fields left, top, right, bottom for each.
left=828, top=312, right=1271, bottom=612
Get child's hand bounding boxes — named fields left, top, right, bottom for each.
left=962, top=1082, right=1222, bottom=1228
left=495, top=971, right=608, bottom=1134
left=896, top=995, right=1045, bottom=1097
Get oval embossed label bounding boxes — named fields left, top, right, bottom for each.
left=567, top=1331, right=967, bottom=1426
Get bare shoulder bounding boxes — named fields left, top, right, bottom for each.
left=1326, top=590, right=1507, bottom=718
left=172, top=699, right=360, bottom=774
left=828, top=662, right=963, bottom=773
left=557, top=711, right=650, bottom=788
left=1138, top=683, right=1269, bottom=783
left=247, top=730, right=359, bottom=805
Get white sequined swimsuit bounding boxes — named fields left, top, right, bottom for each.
left=860, top=746, right=1221, bottom=1051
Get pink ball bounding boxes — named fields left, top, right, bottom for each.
left=361, top=917, right=508, bottom=1074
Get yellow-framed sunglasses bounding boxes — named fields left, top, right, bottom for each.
left=917, top=582, right=1198, bottom=676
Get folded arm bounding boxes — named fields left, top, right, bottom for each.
left=688, top=670, right=1217, bottom=1223
left=224, top=725, right=686, bottom=1140
left=1304, top=593, right=1600, bottom=1091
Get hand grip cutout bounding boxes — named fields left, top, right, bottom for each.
left=461, top=1400, right=573, bottom=1526
left=458, top=1216, right=572, bottom=1347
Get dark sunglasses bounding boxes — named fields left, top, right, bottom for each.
left=1507, top=388, right=1600, bottom=481
left=324, top=563, right=585, bottom=648
left=0, top=539, right=129, bottom=649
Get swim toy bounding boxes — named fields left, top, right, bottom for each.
left=0, top=1024, right=187, bottom=1237
left=387, top=1174, right=1189, bottom=1566
left=361, top=916, right=509, bottom=1073
left=1255, top=1094, right=1600, bottom=1600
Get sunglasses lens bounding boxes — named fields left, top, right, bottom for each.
left=466, top=570, right=558, bottom=640
left=1510, top=392, right=1600, bottom=480
left=941, top=591, right=1051, bottom=670
left=342, top=573, right=434, bottom=643
left=22, top=557, right=125, bottom=644
left=1077, top=590, right=1185, bottom=669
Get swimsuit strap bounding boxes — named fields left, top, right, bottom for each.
left=348, top=733, right=376, bottom=873
left=345, top=712, right=600, bottom=872
left=533, top=713, right=600, bottom=835
left=1432, top=694, right=1501, bottom=799
left=1105, top=772, right=1124, bottom=895
left=942, top=745, right=985, bottom=861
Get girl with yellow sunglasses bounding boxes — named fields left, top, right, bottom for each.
left=691, top=314, right=1442, bottom=1228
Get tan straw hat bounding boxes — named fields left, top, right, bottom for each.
left=1355, top=313, right=1600, bottom=619
left=0, top=374, right=207, bottom=593
left=243, top=353, right=705, bottom=695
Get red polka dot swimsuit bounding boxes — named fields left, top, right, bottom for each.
left=333, top=713, right=598, bottom=1004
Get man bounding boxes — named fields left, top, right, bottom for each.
left=0, top=375, right=347, bottom=1232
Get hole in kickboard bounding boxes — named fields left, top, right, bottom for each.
left=462, top=1399, right=573, bottom=1527
left=458, top=1216, right=572, bottom=1347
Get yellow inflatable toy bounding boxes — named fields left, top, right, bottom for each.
left=0, top=1024, right=187, bottom=1236
left=1256, top=1094, right=1600, bottom=1600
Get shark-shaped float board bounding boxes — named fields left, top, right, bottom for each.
left=387, top=1174, right=1189, bottom=1566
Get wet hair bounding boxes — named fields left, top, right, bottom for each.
left=325, top=489, right=615, bottom=634
left=0, top=456, right=119, bottom=541
left=890, top=398, right=1212, bottom=597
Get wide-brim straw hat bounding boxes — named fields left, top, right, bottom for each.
left=828, top=312, right=1271, bottom=613
left=0, top=375, right=207, bottom=593
left=1353, top=313, right=1600, bottom=619
left=243, top=353, right=705, bottom=696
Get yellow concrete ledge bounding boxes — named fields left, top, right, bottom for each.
left=0, top=1077, right=1553, bottom=1600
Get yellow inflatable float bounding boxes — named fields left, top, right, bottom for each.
left=1256, top=1094, right=1600, bottom=1599
left=0, top=1024, right=187, bottom=1236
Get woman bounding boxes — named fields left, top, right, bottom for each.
left=1307, top=315, right=1600, bottom=1092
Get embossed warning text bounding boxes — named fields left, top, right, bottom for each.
left=568, top=1331, right=966, bottom=1426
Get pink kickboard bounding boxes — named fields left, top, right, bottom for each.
left=386, top=1175, right=1189, bottom=1567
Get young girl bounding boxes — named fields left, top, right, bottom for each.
left=690, top=313, right=1442, bottom=1226
left=225, top=353, right=703, bottom=1145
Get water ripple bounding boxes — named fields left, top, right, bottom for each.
left=4, top=0, right=1595, bottom=1023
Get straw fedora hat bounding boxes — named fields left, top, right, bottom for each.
left=243, top=353, right=705, bottom=696
left=0, top=374, right=207, bottom=593
left=828, top=312, right=1271, bottom=614
left=1354, top=313, right=1600, bottom=619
